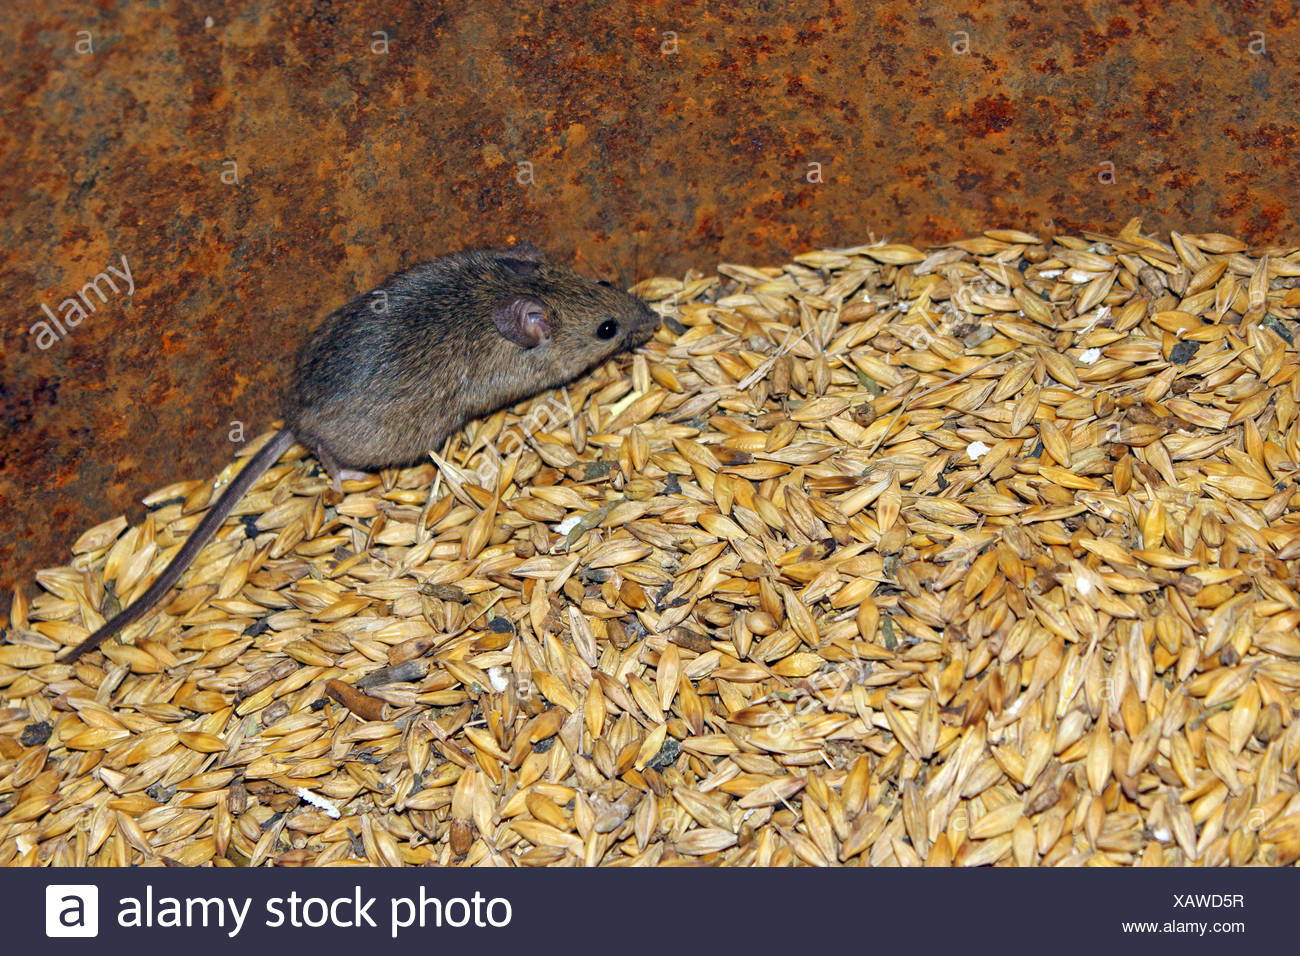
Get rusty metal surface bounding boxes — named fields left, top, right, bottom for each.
left=2, top=0, right=1298, bottom=597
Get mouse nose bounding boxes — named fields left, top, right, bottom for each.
left=634, top=303, right=660, bottom=342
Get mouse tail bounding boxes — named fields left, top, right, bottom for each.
left=60, top=427, right=297, bottom=663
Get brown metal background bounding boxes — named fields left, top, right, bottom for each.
left=2, top=0, right=1298, bottom=599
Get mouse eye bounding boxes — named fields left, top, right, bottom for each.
left=596, top=318, right=619, bottom=340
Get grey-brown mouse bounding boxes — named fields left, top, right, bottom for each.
left=61, top=241, right=659, bottom=662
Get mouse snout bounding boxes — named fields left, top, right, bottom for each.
left=628, top=300, right=660, bottom=346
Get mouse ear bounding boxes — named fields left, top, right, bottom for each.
left=496, top=241, right=545, bottom=276
left=492, top=296, right=550, bottom=348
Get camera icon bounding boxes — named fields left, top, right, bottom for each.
left=46, top=885, right=99, bottom=937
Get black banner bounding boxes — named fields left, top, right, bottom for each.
left=11, top=866, right=1288, bottom=952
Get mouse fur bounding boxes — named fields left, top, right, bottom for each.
left=287, top=241, right=657, bottom=470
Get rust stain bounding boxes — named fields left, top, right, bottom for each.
left=949, top=94, right=1017, bottom=138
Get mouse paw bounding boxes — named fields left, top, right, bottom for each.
left=333, top=468, right=369, bottom=492
left=316, top=444, right=369, bottom=493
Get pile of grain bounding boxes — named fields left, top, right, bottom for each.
left=3, top=220, right=1300, bottom=866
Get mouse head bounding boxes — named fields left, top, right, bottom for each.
left=486, top=242, right=660, bottom=385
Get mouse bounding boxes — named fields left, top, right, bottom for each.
left=60, top=240, right=660, bottom=663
